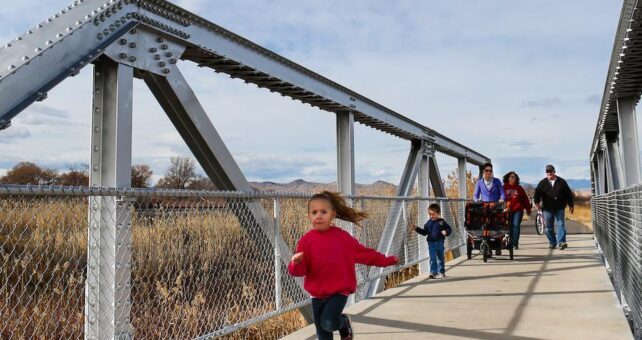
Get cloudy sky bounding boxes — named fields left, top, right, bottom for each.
left=0, top=0, right=625, bottom=186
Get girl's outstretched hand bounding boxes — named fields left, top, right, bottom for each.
left=391, top=256, right=400, bottom=265
left=292, top=252, right=304, bottom=264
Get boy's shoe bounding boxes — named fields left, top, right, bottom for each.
left=559, top=242, right=568, bottom=250
left=339, top=314, right=353, bottom=340
left=428, top=273, right=436, bottom=279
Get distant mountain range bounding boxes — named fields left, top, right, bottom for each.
left=522, top=179, right=591, bottom=191
left=250, top=178, right=593, bottom=195
left=249, top=179, right=397, bottom=195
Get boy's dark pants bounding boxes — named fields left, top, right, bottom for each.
left=311, top=294, right=348, bottom=340
left=428, top=239, right=446, bottom=274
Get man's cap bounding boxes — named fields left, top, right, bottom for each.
left=545, top=164, right=555, bottom=172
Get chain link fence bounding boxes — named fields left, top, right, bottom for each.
left=0, top=185, right=467, bottom=339
left=593, top=185, right=642, bottom=338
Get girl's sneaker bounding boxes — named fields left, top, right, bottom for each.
left=339, top=314, right=353, bottom=340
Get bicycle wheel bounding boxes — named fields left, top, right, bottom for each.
left=535, top=213, right=545, bottom=235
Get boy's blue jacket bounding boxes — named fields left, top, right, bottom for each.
left=415, top=218, right=452, bottom=242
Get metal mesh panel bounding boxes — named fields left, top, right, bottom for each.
left=0, top=186, right=472, bottom=339
left=0, top=193, right=87, bottom=338
left=593, top=186, right=642, bottom=336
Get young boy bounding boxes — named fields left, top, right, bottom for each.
left=412, top=203, right=452, bottom=278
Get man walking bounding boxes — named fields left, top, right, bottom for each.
left=534, top=164, right=574, bottom=249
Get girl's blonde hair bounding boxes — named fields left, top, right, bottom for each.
left=308, top=191, right=368, bottom=226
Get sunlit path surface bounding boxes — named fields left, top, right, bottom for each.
left=282, top=234, right=632, bottom=340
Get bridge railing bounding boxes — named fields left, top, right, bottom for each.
left=592, top=185, right=642, bottom=337
left=0, top=185, right=466, bottom=339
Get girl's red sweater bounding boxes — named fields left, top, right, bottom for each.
left=503, top=183, right=532, bottom=214
left=288, top=226, right=397, bottom=298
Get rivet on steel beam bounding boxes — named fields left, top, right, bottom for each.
left=35, top=47, right=42, bottom=52
left=37, top=24, right=43, bottom=29
left=22, top=56, right=29, bottom=61
left=4, top=43, right=11, bottom=48
left=169, top=59, right=177, bottom=64
left=93, top=146, right=99, bottom=152
left=149, top=47, right=157, bottom=53
left=103, top=28, right=109, bottom=35
left=157, top=37, right=164, bottom=43
left=120, top=38, right=127, bottom=45
left=27, top=30, right=33, bottom=35
left=76, top=20, right=82, bottom=25
left=94, top=126, right=99, bottom=132
left=97, top=33, right=103, bottom=40
left=56, top=33, right=64, bottom=38
left=158, top=61, right=166, bottom=67
left=129, top=56, right=136, bottom=62
left=109, top=24, right=115, bottom=32
left=66, top=27, right=73, bottom=32
left=119, top=53, right=128, bottom=59
left=8, top=65, right=15, bottom=70
left=154, top=54, right=161, bottom=60
left=94, top=18, right=100, bottom=26
left=129, top=42, right=136, bottom=48
left=165, top=52, right=172, bottom=57
left=162, top=68, right=170, bottom=74
left=160, top=44, right=168, bottom=50
left=45, top=40, right=53, bottom=45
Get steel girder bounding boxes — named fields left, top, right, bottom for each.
left=0, top=0, right=488, bottom=167
left=87, top=58, right=134, bottom=339
left=141, top=65, right=313, bottom=321
left=364, top=141, right=423, bottom=298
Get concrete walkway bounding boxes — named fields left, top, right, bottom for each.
left=282, top=233, right=632, bottom=339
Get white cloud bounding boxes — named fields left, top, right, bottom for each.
left=0, top=128, right=31, bottom=144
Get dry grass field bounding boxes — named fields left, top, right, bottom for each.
left=0, top=193, right=436, bottom=339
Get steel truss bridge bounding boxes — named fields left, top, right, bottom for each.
left=0, top=0, right=489, bottom=338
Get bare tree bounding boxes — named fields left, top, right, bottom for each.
left=57, top=163, right=89, bottom=186
left=0, top=162, right=58, bottom=185
left=131, top=164, right=153, bottom=188
left=187, top=177, right=216, bottom=190
left=156, top=156, right=197, bottom=189
left=445, top=169, right=477, bottom=199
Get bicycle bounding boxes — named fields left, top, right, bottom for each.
left=535, top=209, right=545, bottom=235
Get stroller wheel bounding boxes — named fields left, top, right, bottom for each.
left=480, top=243, right=489, bottom=263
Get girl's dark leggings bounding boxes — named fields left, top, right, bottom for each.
left=311, top=294, right=348, bottom=340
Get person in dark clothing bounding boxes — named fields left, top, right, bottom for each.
left=412, top=203, right=452, bottom=278
left=533, top=164, right=575, bottom=250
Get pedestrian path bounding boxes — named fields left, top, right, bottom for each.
left=282, top=234, right=632, bottom=339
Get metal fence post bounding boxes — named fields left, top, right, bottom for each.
left=273, top=198, right=282, bottom=311
left=402, top=200, right=409, bottom=265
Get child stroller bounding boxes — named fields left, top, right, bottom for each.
left=464, top=202, right=513, bottom=262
